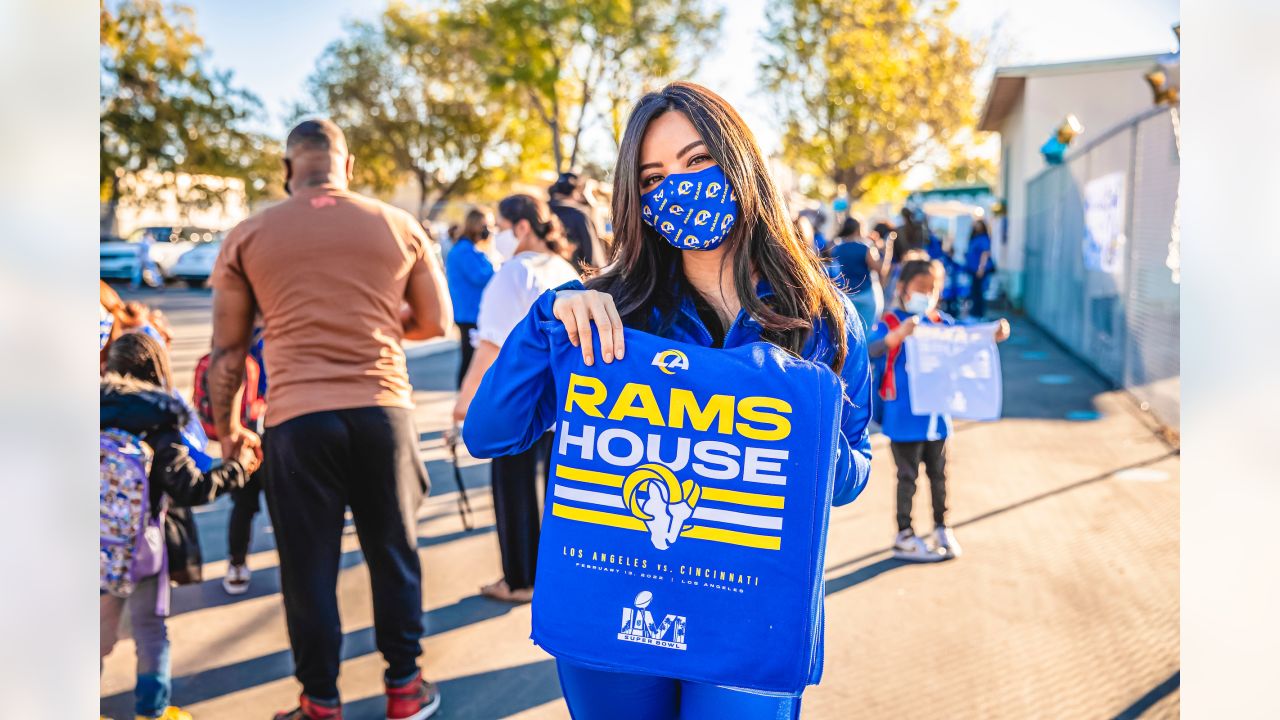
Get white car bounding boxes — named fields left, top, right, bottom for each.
left=99, top=226, right=219, bottom=285
left=170, top=240, right=223, bottom=286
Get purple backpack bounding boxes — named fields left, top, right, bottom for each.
left=99, top=429, right=169, bottom=613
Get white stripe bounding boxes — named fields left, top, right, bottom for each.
left=554, top=484, right=625, bottom=509
left=693, top=507, right=783, bottom=531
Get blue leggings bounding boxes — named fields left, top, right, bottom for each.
left=557, top=661, right=802, bottom=720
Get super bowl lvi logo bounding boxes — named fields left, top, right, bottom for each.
left=623, top=463, right=702, bottom=550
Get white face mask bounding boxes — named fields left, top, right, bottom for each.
left=494, top=228, right=519, bottom=261
left=903, top=291, right=934, bottom=316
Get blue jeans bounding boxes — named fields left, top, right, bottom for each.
left=557, top=661, right=802, bottom=720
left=100, top=575, right=171, bottom=717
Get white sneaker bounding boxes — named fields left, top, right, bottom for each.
left=892, top=530, right=944, bottom=562
left=933, top=526, right=963, bottom=559
left=222, top=563, right=251, bottom=595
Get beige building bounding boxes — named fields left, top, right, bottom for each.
left=978, top=53, right=1165, bottom=304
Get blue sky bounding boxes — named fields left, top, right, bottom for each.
left=186, top=0, right=1180, bottom=155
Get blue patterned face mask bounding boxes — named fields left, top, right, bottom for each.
left=640, top=164, right=739, bottom=251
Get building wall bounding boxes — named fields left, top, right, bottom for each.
left=998, top=65, right=1157, bottom=304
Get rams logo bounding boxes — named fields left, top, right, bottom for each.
left=623, top=463, right=702, bottom=551
left=651, top=349, right=689, bottom=375
left=705, top=182, right=721, bottom=198
left=677, top=180, right=694, bottom=195
left=693, top=210, right=711, bottom=226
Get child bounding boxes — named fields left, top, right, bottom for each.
left=100, top=332, right=260, bottom=720
left=868, top=259, right=1010, bottom=561
left=223, top=327, right=268, bottom=595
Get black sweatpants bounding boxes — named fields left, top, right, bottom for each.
left=227, top=466, right=263, bottom=566
left=490, top=432, right=554, bottom=591
left=264, top=406, right=429, bottom=701
left=890, top=439, right=949, bottom=533
left=456, top=322, right=477, bottom=388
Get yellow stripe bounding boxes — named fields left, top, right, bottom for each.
left=556, top=465, right=784, bottom=510
left=552, top=503, right=646, bottom=531
left=550, top=503, right=781, bottom=551
left=556, top=465, right=623, bottom=487
left=682, top=526, right=782, bottom=551
left=701, top=487, right=785, bottom=510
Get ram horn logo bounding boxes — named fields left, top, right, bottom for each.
left=705, top=182, right=721, bottom=198
left=677, top=180, right=693, bottom=195
left=693, top=210, right=712, bottom=226
left=623, top=463, right=701, bottom=551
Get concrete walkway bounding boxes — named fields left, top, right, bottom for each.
left=102, top=288, right=1178, bottom=719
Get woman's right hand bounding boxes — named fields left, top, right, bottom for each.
left=553, top=289, right=625, bottom=366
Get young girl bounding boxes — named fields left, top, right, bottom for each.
left=100, top=332, right=260, bottom=720
left=868, top=259, right=1010, bottom=562
left=462, top=82, right=873, bottom=719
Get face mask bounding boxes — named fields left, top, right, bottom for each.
left=903, top=292, right=934, bottom=316
left=494, top=228, right=519, bottom=261
left=640, top=164, right=738, bottom=251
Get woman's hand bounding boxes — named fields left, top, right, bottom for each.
left=553, top=289, right=625, bottom=366
left=994, top=318, right=1012, bottom=343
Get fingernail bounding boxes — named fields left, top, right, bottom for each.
left=603, top=353, right=612, bottom=362
left=585, top=357, right=593, bottom=366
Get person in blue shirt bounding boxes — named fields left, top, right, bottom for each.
left=444, top=207, right=499, bottom=386
left=830, top=216, right=886, bottom=331
left=965, top=218, right=995, bottom=319
left=868, top=259, right=1010, bottom=562
left=462, top=81, right=873, bottom=720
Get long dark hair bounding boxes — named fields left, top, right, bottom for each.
left=104, top=331, right=174, bottom=390
left=497, top=194, right=574, bottom=261
left=586, top=82, right=849, bottom=371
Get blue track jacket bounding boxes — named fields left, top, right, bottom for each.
left=464, top=279, right=872, bottom=508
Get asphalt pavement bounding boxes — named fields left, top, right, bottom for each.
left=101, top=286, right=1179, bottom=719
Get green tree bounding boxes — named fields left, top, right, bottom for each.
left=305, top=3, right=547, bottom=219
left=761, top=0, right=983, bottom=200
left=100, top=0, right=279, bottom=234
left=456, top=0, right=723, bottom=173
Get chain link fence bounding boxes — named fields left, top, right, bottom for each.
left=1024, top=106, right=1180, bottom=430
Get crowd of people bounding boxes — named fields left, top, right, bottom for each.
left=100, top=84, right=1012, bottom=720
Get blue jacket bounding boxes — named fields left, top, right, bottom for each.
left=464, top=279, right=873, bottom=508
left=868, top=308, right=956, bottom=442
left=445, top=239, right=497, bottom=325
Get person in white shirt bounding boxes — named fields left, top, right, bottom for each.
left=453, top=193, right=580, bottom=603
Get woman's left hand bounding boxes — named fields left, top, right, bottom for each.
left=994, top=318, right=1012, bottom=342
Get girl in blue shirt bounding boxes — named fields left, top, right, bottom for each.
left=868, top=259, right=1010, bottom=562
left=964, top=219, right=995, bottom=319
left=463, top=81, right=873, bottom=720
left=445, top=207, right=499, bottom=386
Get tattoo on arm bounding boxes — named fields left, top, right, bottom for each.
left=208, top=344, right=248, bottom=439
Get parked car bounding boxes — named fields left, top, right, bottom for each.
left=169, top=239, right=223, bottom=286
left=99, top=226, right=219, bottom=285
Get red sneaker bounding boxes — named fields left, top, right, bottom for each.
left=273, top=694, right=343, bottom=720
left=386, top=671, right=442, bottom=720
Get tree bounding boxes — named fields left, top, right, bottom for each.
left=305, top=3, right=547, bottom=219
left=761, top=0, right=984, bottom=200
left=455, top=0, right=723, bottom=174
left=100, top=0, right=280, bottom=234
left=932, top=144, right=998, bottom=187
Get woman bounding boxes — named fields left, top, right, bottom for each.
left=464, top=82, right=873, bottom=719
left=444, top=207, right=500, bottom=386
left=452, top=195, right=579, bottom=603
left=830, top=216, right=887, bottom=330
left=965, top=218, right=995, bottom=319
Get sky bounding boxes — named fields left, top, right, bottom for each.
left=184, top=0, right=1180, bottom=169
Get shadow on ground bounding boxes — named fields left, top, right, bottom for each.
left=101, top=595, right=521, bottom=718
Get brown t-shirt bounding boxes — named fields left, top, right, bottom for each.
left=211, top=185, right=434, bottom=427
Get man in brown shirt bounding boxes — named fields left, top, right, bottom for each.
left=208, top=118, right=451, bottom=720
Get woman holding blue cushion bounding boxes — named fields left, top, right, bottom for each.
left=464, top=82, right=873, bottom=718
